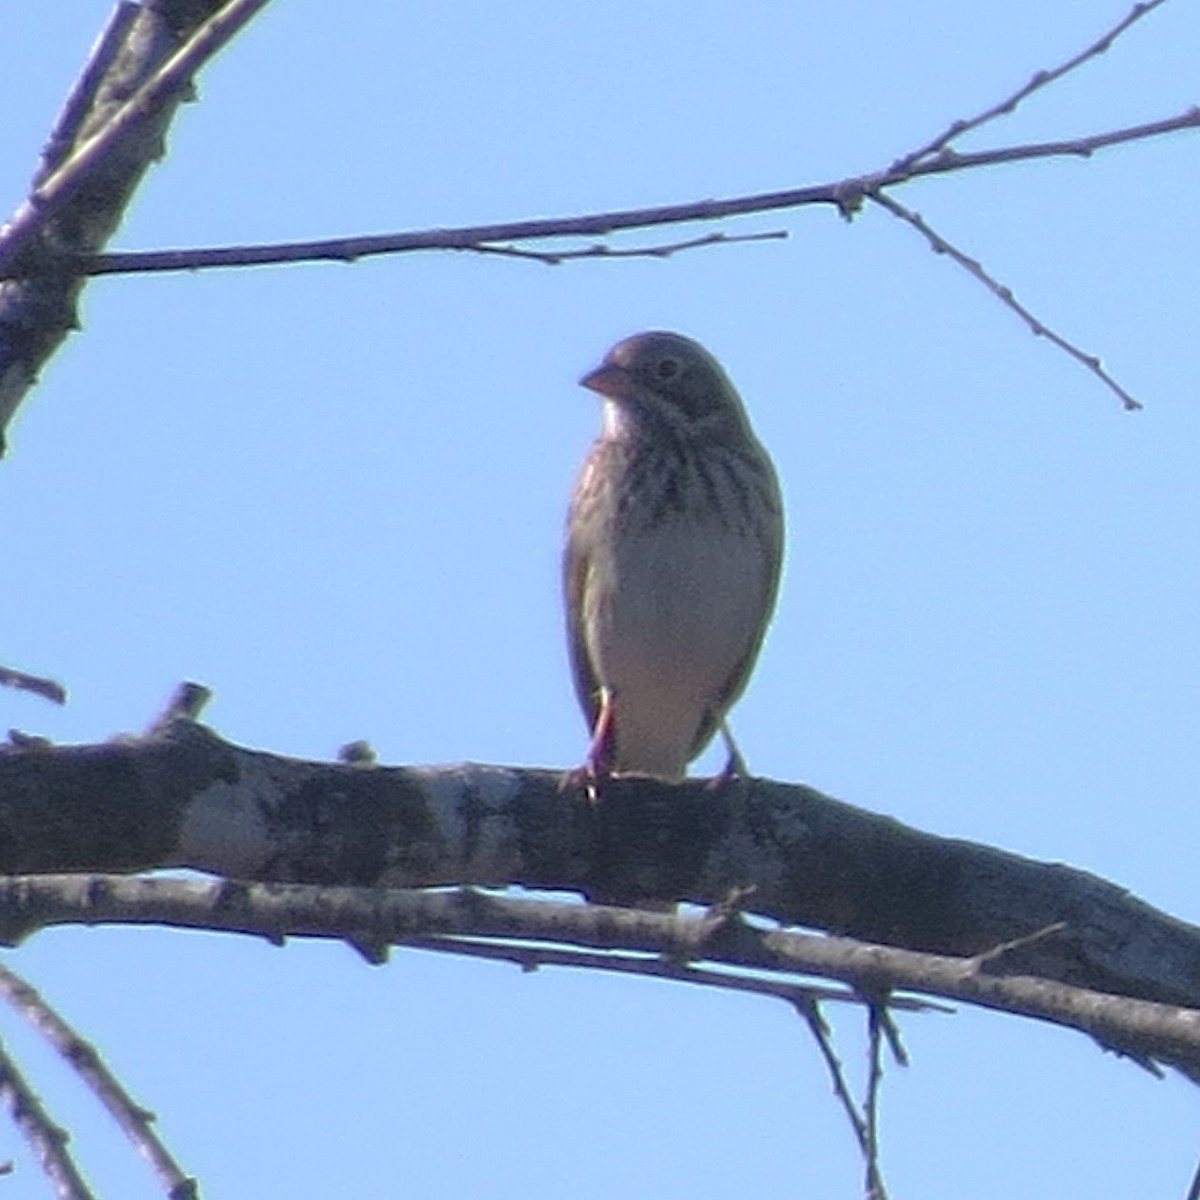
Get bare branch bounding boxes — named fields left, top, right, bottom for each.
left=1, top=877, right=1199, bottom=1079
left=0, top=963, right=198, bottom=1200
left=3, top=706, right=1200, bottom=1024
left=461, top=229, right=788, bottom=266
left=0, top=1030, right=96, bottom=1200
left=38, top=3, right=142, bottom=180
left=890, top=0, right=1171, bottom=172
left=34, top=107, right=1198, bottom=284
left=0, top=665, right=66, bottom=706
left=0, top=2, right=1192, bottom=434
left=0, top=0, right=279, bottom=454
left=22, top=106, right=1192, bottom=414
left=974, top=921, right=1070, bottom=970
left=864, top=1005, right=889, bottom=1200
left=870, top=191, right=1144, bottom=411
left=401, top=934, right=947, bottom=1014
left=875, top=1005, right=908, bottom=1069
left=0, top=0, right=276, bottom=276
left=795, top=1001, right=880, bottom=1185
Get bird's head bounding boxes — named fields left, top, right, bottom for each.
left=580, top=331, right=752, bottom=444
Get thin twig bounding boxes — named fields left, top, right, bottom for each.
left=0, top=664, right=66, bottom=706
left=974, top=921, right=1069, bottom=970
left=0, top=0, right=1188, bottom=446
left=890, top=0, right=1170, bottom=173
left=875, top=1005, right=908, bottom=1068
left=796, top=1000, right=871, bottom=1152
left=0, top=963, right=198, bottom=1200
left=0, top=0, right=278, bottom=275
left=797, top=999, right=890, bottom=1199
left=402, top=935, right=947, bottom=1014
left=912, top=108, right=1200, bottom=176
left=870, top=190, right=1143, bottom=411
left=462, top=229, right=787, bottom=265
left=864, top=1006, right=889, bottom=1200
left=27, top=107, right=1196, bottom=283
left=0, top=1031, right=97, bottom=1200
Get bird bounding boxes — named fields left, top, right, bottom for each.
left=564, top=330, right=784, bottom=784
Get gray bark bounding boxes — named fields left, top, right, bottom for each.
left=3, top=713, right=1198, bottom=1019
left=0, top=0, right=228, bottom=453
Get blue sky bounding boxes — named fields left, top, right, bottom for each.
left=2, top=2, right=1199, bottom=1196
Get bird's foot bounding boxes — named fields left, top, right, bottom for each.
left=707, top=718, right=750, bottom=790
left=564, top=690, right=617, bottom=803
left=559, top=758, right=608, bottom=804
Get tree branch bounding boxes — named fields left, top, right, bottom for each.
left=0, top=0, right=274, bottom=277
left=0, top=0, right=276, bottom=454
left=0, top=1028, right=96, bottom=1200
left=398, top=933, right=943, bottom=1014
left=864, top=1005, right=889, bottom=1200
left=0, top=874, right=1198, bottom=1080
left=0, top=665, right=66, bottom=706
left=0, top=0, right=1193, bottom=453
left=37, top=4, right=142, bottom=181
left=0, top=963, right=198, bottom=1200
left=870, top=191, right=1144, bottom=411
left=3, top=706, right=1200, bottom=1012
left=3, top=691, right=1200, bottom=1079
left=21, top=107, right=1196, bottom=285
left=889, top=0, right=1170, bottom=172
left=796, top=999, right=891, bottom=1200
left=456, top=228, right=788, bottom=266
left=797, top=1001, right=879, bottom=1187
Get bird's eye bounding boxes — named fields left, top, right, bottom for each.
left=653, top=356, right=682, bottom=382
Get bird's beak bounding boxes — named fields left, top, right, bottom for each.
left=580, top=362, right=629, bottom=398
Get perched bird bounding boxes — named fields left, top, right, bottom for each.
left=564, top=331, right=784, bottom=782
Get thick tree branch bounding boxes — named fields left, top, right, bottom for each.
left=0, top=0, right=273, bottom=278
left=3, top=707, right=1200, bottom=1020
left=0, top=0, right=275, bottom=454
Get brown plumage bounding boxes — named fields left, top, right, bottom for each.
left=564, top=331, right=784, bottom=781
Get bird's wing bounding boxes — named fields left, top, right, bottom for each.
left=688, top=487, right=786, bottom=762
left=563, top=504, right=602, bottom=735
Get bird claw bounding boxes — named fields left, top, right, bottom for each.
left=707, top=718, right=749, bottom=789
left=566, top=688, right=617, bottom=803
left=560, top=759, right=607, bottom=805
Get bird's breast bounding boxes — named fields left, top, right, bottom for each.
left=581, top=510, right=771, bottom=773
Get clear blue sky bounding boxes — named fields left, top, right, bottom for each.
left=2, top=3, right=1199, bottom=1196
